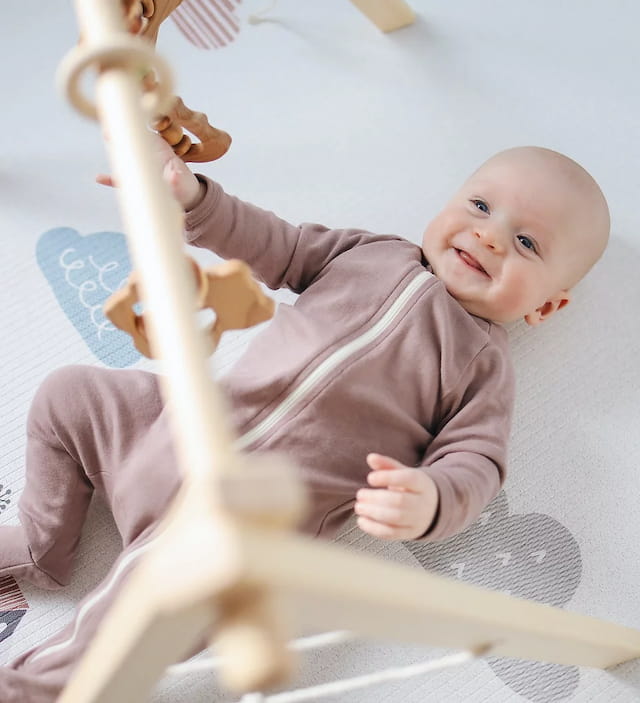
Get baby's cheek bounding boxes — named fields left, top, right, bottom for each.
left=494, top=278, right=533, bottom=320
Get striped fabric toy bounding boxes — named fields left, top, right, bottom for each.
left=171, top=0, right=242, bottom=49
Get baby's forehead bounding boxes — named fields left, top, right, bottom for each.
left=465, top=168, right=595, bottom=250
left=467, top=159, right=592, bottom=216
left=470, top=154, right=572, bottom=187
left=470, top=149, right=602, bottom=204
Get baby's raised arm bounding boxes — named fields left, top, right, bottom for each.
left=96, top=134, right=204, bottom=210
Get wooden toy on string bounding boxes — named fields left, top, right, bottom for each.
left=104, top=258, right=275, bottom=358
left=117, top=0, right=418, bottom=161
left=121, top=0, right=233, bottom=162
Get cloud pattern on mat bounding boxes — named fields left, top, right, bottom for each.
left=406, top=491, right=582, bottom=702
left=37, top=228, right=140, bottom=368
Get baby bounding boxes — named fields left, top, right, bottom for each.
left=0, top=144, right=609, bottom=700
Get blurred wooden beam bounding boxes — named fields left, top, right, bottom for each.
left=349, top=0, right=415, bottom=32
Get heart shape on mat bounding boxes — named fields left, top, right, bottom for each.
left=406, top=490, right=582, bottom=702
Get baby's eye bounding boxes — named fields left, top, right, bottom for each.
left=517, top=234, right=537, bottom=253
left=471, top=199, right=490, bottom=214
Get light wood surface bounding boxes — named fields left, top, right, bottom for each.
left=60, top=494, right=640, bottom=702
left=348, top=0, right=415, bottom=32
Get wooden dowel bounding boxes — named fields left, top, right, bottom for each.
left=348, top=0, right=415, bottom=32
left=76, top=0, right=240, bottom=486
left=240, top=528, right=640, bottom=670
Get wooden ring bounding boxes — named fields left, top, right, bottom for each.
left=57, top=34, right=174, bottom=121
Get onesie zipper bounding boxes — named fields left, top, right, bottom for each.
left=235, top=270, right=431, bottom=451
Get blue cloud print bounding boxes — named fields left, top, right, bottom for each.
left=37, top=227, right=141, bottom=367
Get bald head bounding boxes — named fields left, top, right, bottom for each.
left=474, top=147, right=610, bottom=288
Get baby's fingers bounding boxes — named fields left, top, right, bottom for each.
left=367, top=468, right=423, bottom=492
left=354, top=498, right=407, bottom=527
left=356, top=515, right=415, bottom=540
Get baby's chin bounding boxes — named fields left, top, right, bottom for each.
left=430, top=259, right=516, bottom=323
left=445, top=289, right=507, bottom=323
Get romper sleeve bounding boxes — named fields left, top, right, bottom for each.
left=416, top=341, right=515, bottom=542
left=183, top=175, right=379, bottom=294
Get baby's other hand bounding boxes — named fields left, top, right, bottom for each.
left=355, top=453, right=439, bottom=540
left=96, top=133, right=205, bottom=211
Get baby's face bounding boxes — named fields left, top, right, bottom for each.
left=421, top=155, right=587, bottom=324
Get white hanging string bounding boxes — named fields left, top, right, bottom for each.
left=165, top=630, right=353, bottom=676
left=248, top=0, right=279, bottom=24
left=166, top=628, right=485, bottom=702
left=236, top=650, right=480, bottom=703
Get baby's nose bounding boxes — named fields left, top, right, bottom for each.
left=474, top=229, right=504, bottom=253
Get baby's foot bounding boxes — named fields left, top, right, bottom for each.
left=0, top=525, right=65, bottom=590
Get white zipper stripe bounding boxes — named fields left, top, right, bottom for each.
left=235, top=271, right=431, bottom=450
left=18, top=273, right=430, bottom=670
left=27, top=537, right=156, bottom=665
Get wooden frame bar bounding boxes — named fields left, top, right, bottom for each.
left=55, top=2, right=640, bottom=701
left=63, top=0, right=240, bottom=488
left=348, top=0, right=415, bottom=32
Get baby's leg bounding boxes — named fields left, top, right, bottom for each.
left=0, top=366, right=188, bottom=702
left=0, top=527, right=174, bottom=702
left=0, top=365, right=163, bottom=589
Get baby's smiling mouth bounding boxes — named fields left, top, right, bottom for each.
left=455, top=248, right=489, bottom=277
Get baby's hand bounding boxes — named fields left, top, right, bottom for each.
left=355, top=453, right=438, bottom=540
left=96, top=134, right=205, bottom=211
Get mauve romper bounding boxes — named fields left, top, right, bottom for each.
left=0, top=176, right=514, bottom=700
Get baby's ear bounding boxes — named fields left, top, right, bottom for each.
left=524, top=290, right=571, bottom=326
